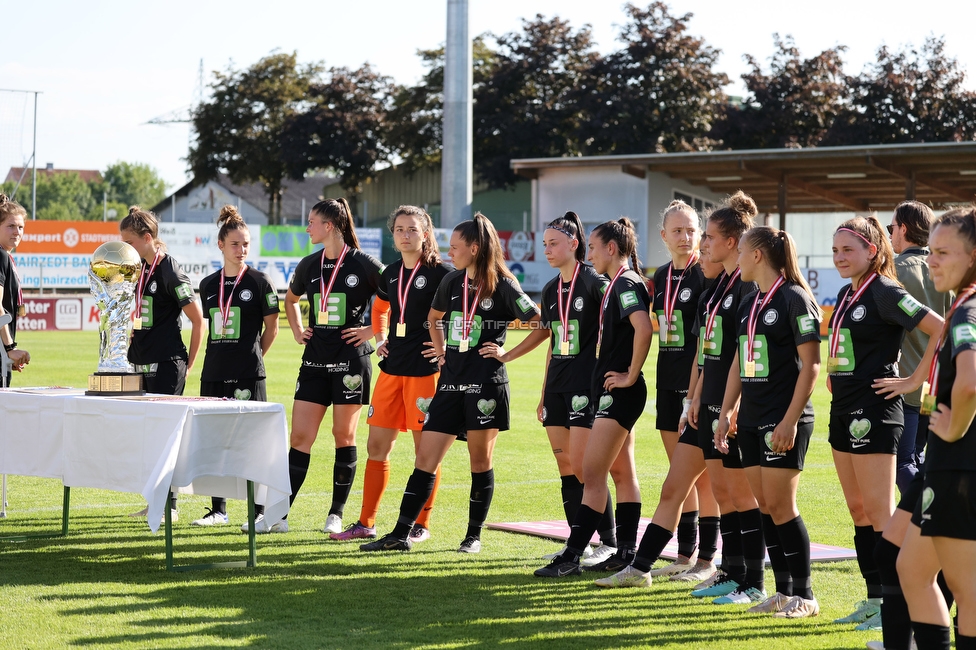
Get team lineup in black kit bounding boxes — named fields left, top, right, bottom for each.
left=2, top=190, right=975, bottom=650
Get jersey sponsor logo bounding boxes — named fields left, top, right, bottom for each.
left=898, top=295, right=923, bottom=317
left=516, top=295, right=535, bottom=313
left=553, top=320, right=581, bottom=355
left=797, top=314, right=816, bottom=335
left=266, top=292, right=278, bottom=308
left=239, top=289, right=253, bottom=301
left=481, top=298, right=495, bottom=311
left=342, top=374, right=363, bottom=391
left=620, top=290, right=639, bottom=310
left=679, top=287, right=692, bottom=302
left=738, top=334, right=769, bottom=378
left=345, top=274, right=359, bottom=287
left=210, top=307, right=241, bottom=340
left=851, top=305, right=867, bottom=321
left=416, top=397, right=432, bottom=413
left=827, top=327, right=855, bottom=371
left=953, top=323, right=976, bottom=346
left=762, top=309, right=778, bottom=325
left=175, top=283, right=192, bottom=300
left=702, top=316, right=722, bottom=354
left=921, top=487, right=935, bottom=513
left=598, top=394, right=613, bottom=411
left=149, top=280, right=158, bottom=294
left=722, top=295, right=734, bottom=310
left=313, top=292, right=347, bottom=326
left=138, top=296, right=154, bottom=327
left=233, top=388, right=251, bottom=400
left=415, top=275, right=427, bottom=289
left=849, top=418, right=871, bottom=448
left=571, top=395, right=589, bottom=412
left=657, top=310, right=685, bottom=347
left=574, top=297, right=584, bottom=311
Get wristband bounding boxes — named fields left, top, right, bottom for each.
left=4, top=342, right=16, bottom=352
left=679, top=398, right=690, bottom=420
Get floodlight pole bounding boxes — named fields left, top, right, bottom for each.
left=31, top=92, right=37, bottom=220
left=440, top=0, right=472, bottom=229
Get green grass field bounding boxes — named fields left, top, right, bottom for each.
left=0, top=329, right=882, bottom=649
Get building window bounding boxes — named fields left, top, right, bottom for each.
left=673, top=190, right=715, bottom=215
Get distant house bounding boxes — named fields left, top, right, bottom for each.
left=5, top=163, right=103, bottom=184
left=150, top=173, right=340, bottom=225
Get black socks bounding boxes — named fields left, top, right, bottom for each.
left=777, top=515, right=813, bottom=600
left=565, top=504, right=604, bottom=558
left=677, top=510, right=699, bottom=559
left=632, top=523, right=674, bottom=573
left=698, top=516, right=721, bottom=562
left=762, top=513, right=792, bottom=596
left=875, top=536, right=911, bottom=650
left=615, top=502, right=642, bottom=552
left=598, top=490, right=617, bottom=547
left=392, top=469, right=437, bottom=539
left=740, top=508, right=765, bottom=591
left=854, top=525, right=883, bottom=599
left=288, top=448, right=311, bottom=508
left=720, top=511, right=745, bottom=584
left=329, top=446, right=357, bottom=517
left=560, top=475, right=583, bottom=527
left=466, top=469, right=495, bottom=540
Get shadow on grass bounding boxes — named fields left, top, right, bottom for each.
left=0, top=516, right=871, bottom=649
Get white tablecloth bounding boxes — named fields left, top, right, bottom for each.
left=0, top=388, right=290, bottom=532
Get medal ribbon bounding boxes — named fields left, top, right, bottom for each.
left=218, top=265, right=247, bottom=332
left=828, top=272, right=878, bottom=359
left=9, top=254, right=23, bottom=307
left=704, top=267, right=742, bottom=341
left=318, top=244, right=349, bottom=321
left=556, top=262, right=581, bottom=347
left=926, top=283, right=976, bottom=397
left=597, top=266, right=628, bottom=354
left=135, top=250, right=161, bottom=321
left=396, top=261, right=423, bottom=327
left=460, top=277, right=481, bottom=343
left=663, top=253, right=699, bottom=329
left=746, top=275, right=785, bottom=363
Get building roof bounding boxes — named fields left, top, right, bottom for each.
left=152, top=173, right=340, bottom=219
left=5, top=166, right=103, bottom=184
left=512, top=142, right=976, bottom=214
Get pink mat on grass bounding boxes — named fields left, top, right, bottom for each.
left=486, top=518, right=856, bottom=563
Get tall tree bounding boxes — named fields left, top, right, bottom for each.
left=93, top=161, right=167, bottom=209
left=281, top=64, right=395, bottom=194
left=577, top=2, right=728, bottom=156
left=188, top=52, right=319, bottom=224
left=386, top=38, right=496, bottom=175
left=825, top=36, right=976, bottom=145
left=473, top=15, right=598, bottom=188
left=715, top=36, right=847, bottom=149
left=1, top=172, right=96, bottom=221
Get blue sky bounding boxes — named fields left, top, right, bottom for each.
left=1, top=0, right=972, bottom=192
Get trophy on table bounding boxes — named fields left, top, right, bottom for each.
left=86, top=241, right=146, bottom=396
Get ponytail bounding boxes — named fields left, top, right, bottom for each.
left=217, top=204, right=248, bottom=242
left=545, top=210, right=586, bottom=263
left=453, top=212, right=516, bottom=297
left=592, top=217, right=642, bottom=273
left=120, top=205, right=166, bottom=252
left=311, top=198, right=361, bottom=249
left=743, top=226, right=822, bottom=318
left=707, top=190, right=756, bottom=242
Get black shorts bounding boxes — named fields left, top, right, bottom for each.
left=678, top=422, right=699, bottom=448
left=139, top=358, right=187, bottom=396
left=655, top=388, right=687, bottom=432
left=200, top=378, right=267, bottom=401
left=738, top=420, right=813, bottom=471
left=697, top=404, right=723, bottom=462
left=594, top=375, right=647, bottom=432
left=900, top=470, right=925, bottom=514
left=915, top=471, right=976, bottom=540
left=542, top=390, right=596, bottom=429
left=424, top=382, right=511, bottom=433
left=829, top=399, right=903, bottom=455
left=294, top=356, right=372, bottom=407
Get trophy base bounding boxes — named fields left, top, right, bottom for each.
left=86, top=372, right=146, bottom=396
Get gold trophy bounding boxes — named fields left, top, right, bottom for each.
left=86, top=241, right=145, bottom=395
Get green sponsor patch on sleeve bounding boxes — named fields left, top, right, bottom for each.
left=517, top=295, right=535, bottom=313
left=952, top=322, right=976, bottom=346
left=266, top=292, right=278, bottom=308
left=620, top=290, right=639, bottom=310
left=898, top=295, right=922, bottom=316
left=175, top=284, right=192, bottom=300
left=797, top=314, right=816, bottom=335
